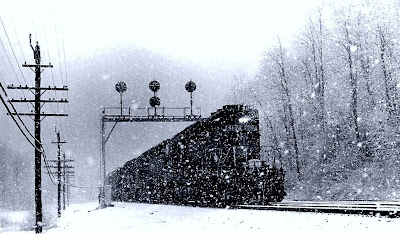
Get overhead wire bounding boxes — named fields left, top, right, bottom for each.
left=60, top=12, right=71, bottom=156
left=41, top=20, right=60, bottom=115
left=52, top=2, right=72, bottom=178
left=2, top=3, right=71, bottom=187
left=0, top=17, right=28, bottom=85
left=0, top=14, right=58, bottom=186
left=53, top=18, right=64, bottom=85
left=10, top=18, right=35, bottom=88
left=0, top=80, right=57, bottom=185
left=0, top=82, right=37, bottom=141
left=11, top=20, right=27, bottom=63
left=40, top=2, right=69, bottom=186
left=0, top=36, right=24, bottom=87
left=0, top=81, right=56, bottom=187
left=0, top=91, right=36, bottom=149
left=0, top=18, right=32, bottom=117
left=0, top=31, right=37, bottom=146
left=0, top=34, right=38, bottom=145
left=41, top=137, right=58, bottom=185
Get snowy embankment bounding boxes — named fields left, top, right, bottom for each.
left=2, top=202, right=400, bottom=234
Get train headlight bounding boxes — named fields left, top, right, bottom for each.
left=238, top=116, right=252, bottom=123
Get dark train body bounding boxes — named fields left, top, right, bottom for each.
left=108, top=105, right=285, bottom=207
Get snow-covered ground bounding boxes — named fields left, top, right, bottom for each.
left=1, top=202, right=400, bottom=234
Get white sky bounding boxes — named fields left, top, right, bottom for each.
left=1, top=0, right=321, bottom=74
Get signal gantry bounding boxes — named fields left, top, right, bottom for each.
left=99, top=79, right=203, bottom=208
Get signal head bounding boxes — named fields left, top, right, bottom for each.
left=149, top=80, right=160, bottom=92
left=115, top=81, right=127, bottom=93
left=149, top=96, right=161, bottom=107
left=185, top=81, right=196, bottom=93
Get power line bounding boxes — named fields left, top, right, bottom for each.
left=61, top=32, right=68, bottom=87
left=53, top=23, right=64, bottom=85
left=41, top=23, right=60, bottom=115
left=11, top=20, right=27, bottom=63
left=61, top=29, right=70, bottom=150
left=0, top=80, right=56, bottom=185
left=0, top=93, right=56, bottom=186
left=0, top=80, right=38, bottom=143
left=0, top=17, right=28, bottom=85
left=52, top=3, right=70, bottom=150
left=0, top=24, right=32, bottom=115
left=0, top=92, right=36, bottom=149
left=0, top=36, right=23, bottom=86
left=42, top=145, right=57, bottom=185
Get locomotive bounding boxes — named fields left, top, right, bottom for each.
left=108, top=105, right=285, bottom=207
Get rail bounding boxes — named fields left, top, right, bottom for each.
left=231, top=201, right=400, bottom=218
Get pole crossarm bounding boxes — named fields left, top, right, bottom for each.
left=9, top=99, right=68, bottom=103
left=22, top=63, right=53, bottom=68
left=45, top=172, right=75, bottom=175
left=47, top=165, right=74, bottom=169
left=7, top=85, right=68, bottom=91
left=8, top=113, right=68, bottom=116
left=47, top=159, right=74, bottom=162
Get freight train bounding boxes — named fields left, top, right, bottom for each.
left=108, top=105, right=286, bottom=207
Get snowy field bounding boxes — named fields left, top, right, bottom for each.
left=1, top=202, right=400, bottom=234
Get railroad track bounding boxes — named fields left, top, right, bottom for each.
left=231, top=201, right=400, bottom=218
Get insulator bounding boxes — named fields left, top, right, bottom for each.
left=149, top=80, right=160, bottom=92
left=149, top=96, right=160, bottom=107
left=185, top=81, right=196, bottom=92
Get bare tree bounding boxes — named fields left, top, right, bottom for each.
left=376, top=25, right=400, bottom=119
left=266, top=38, right=301, bottom=178
left=298, top=10, right=327, bottom=132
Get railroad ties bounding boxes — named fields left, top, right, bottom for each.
left=232, top=201, right=400, bottom=218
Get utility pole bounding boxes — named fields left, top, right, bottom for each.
left=52, top=128, right=66, bottom=217
left=7, top=34, right=68, bottom=233
left=46, top=158, right=74, bottom=209
left=62, top=152, right=66, bottom=210
left=66, top=165, right=71, bottom=206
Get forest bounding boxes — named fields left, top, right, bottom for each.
left=229, top=0, right=400, bottom=200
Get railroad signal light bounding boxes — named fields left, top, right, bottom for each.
left=115, top=81, right=127, bottom=94
left=186, top=80, right=196, bottom=116
left=149, top=80, right=161, bottom=114
left=115, top=81, right=127, bottom=115
left=149, top=80, right=160, bottom=93
left=149, top=96, right=161, bottom=107
left=185, top=80, right=196, bottom=93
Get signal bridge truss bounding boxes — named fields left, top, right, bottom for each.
left=99, top=105, right=205, bottom=208
left=102, top=106, right=203, bottom=122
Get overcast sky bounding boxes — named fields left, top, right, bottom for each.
left=1, top=0, right=320, bottom=74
